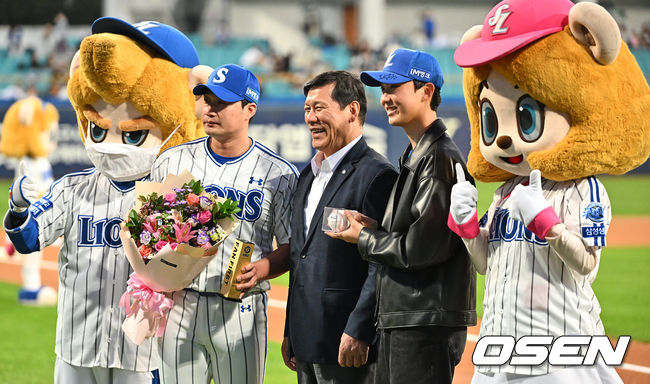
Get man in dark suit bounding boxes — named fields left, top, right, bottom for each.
left=282, top=71, right=397, bottom=383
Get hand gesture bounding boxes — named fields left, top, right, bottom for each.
left=509, top=170, right=550, bottom=226
left=338, top=333, right=369, bottom=368
left=9, top=161, right=39, bottom=213
left=450, top=163, right=477, bottom=224
left=281, top=336, right=296, bottom=371
left=325, top=210, right=365, bottom=244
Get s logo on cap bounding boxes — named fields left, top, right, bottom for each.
left=213, top=68, right=229, bottom=84
left=488, top=4, right=512, bottom=35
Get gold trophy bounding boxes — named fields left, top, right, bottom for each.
left=220, top=239, right=255, bottom=300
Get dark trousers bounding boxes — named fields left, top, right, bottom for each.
left=375, top=326, right=467, bottom=384
left=296, top=359, right=375, bottom=384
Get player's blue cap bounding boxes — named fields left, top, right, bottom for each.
left=361, top=48, right=444, bottom=88
left=91, top=17, right=199, bottom=69
left=193, top=64, right=261, bottom=104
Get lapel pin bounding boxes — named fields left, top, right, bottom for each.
left=342, top=169, right=347, bottom=174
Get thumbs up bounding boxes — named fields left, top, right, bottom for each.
left=509, top=170, right=561, bottom=239
left=448, top=163, right=480, bottom=239
left=9, top=160, right=40, bottom=214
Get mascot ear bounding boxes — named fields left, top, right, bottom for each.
left=18, top=97, right=36, bottom=126
left=460, top=25, right=482, bottom=44
left=69, top=50, right=81, bottom=77
left=189, top=65, right=213, bottom=91
left=569, top=2, right=621, bottom=65
left=189, top=65, right=213, bottom=119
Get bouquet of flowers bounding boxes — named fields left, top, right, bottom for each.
left=118, top=170, right=240, bottom=345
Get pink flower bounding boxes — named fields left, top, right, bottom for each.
left=169, top=242, right=178, bottom=250
left=197, top=210, right=212, bottom=224
left=154, top=240, right=168, bottom=252
left=139, top=244, right=153, bottom=259
left=164, top=193, right=177, bottom=204
left=186, top=193, right=200, bottom=206
left=173, top=222, right=197, bottom=243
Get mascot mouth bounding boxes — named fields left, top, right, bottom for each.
left=500, top=155, right=524, bottom=164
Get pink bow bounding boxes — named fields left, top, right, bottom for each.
left=119, top=273, right=174, bottom=337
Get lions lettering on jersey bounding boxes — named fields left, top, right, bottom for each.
left=487, top=208, right=547, bottom=246
left=77, top=215, right=123, bottom=248
left=205, top=184, right=264, bottom=222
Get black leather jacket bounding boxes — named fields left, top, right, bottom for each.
left=358, top=119, right=477, bottom=329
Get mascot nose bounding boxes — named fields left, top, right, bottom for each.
left=496, top=136, right=512, bottom=149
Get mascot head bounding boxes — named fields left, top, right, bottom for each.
left=0, top=96, right=59, bottom=158
left=67, top=17, right=210, bottom=181
left=454, top=0, right=650, bottom=182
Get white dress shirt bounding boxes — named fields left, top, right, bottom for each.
left=304, top=135, right=362, bottom=237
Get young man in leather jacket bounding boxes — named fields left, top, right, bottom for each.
left=328, top=48, right=477, bottom=384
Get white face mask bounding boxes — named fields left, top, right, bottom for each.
left=85, top=125, right=180, bottom=182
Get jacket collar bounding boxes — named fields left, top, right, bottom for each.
left=297, top=138, right=369, bottom=250
left=399, top=119, right=447, bottom=170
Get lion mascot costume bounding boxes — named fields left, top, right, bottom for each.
left=3, top=17, right=210, bottom=383
left=1, top=96, right=59, bottom=305
left=447, top=0, right=649, bottom=382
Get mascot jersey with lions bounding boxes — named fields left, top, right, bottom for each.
left=150, top=136, right=298, bottom=293
left=4, top=169, right=158, bottom=371
left=477, top=175, right=611, bottom=376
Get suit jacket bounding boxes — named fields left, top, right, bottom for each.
left=286, top=138, right=397, bottom=364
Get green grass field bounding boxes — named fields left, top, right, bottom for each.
left=0, top=175, right=647, bottom=383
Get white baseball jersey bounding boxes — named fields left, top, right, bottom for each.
left=150, top=136, right=298, bottom=293
left=477, top=176, right=611, bottom=376
left=4, top=169, right=158, bottom=371
left=150, top=136, right=297, bottom=384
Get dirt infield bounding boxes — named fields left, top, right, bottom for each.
left=1, top=217, right=649, bottom=383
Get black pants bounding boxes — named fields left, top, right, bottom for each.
left=375, top=326, right=467, bottom=384
left=296, top=359, right=375, bottom=384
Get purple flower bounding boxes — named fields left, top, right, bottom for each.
left=140, top=230, right=152, bottom=245
left=199, top=196, right=213, bottom=210
left=196, top=230, right=210, bottom=246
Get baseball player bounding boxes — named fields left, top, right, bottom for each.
left=3, top=18, right=203, bottom=384
left=149, top=64, right=297, bottom=384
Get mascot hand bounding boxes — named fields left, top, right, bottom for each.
left=509, top=170, right=561, bottom=239
left=448, top=163, right=479, bottom=239
left=9, top=161, right=39, bottom=214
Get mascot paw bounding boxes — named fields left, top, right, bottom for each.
left=18, top=286, right=58, bottom=306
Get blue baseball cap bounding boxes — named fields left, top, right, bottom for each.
left=91, top=17, right=199, bottom=68
left=361, top=48, right=444, bottom=88
left=193, top=64, right=260, bottom=104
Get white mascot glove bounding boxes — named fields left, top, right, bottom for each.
left=448, top=163, right=479, bottom=239
left=509, top=170, right=561, bottom=239
left=9, top=161, right=39, bottom=214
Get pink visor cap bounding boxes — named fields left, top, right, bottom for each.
left=454, top=0, right=574, bottom=67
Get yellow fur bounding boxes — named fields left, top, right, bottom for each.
left=463, top=26, right=650, bottom=182
left=67, top=33, right=204, bottom=152
left=0, top=96, right=58, bottom=158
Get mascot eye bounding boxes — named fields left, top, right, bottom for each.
left=516, top=96, right=545, bottom=142
left=122, top=130, right=149, bottom=146
left=89, top=121, right=107, bottom=143
left=480, top=100, right=498, bottom=146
